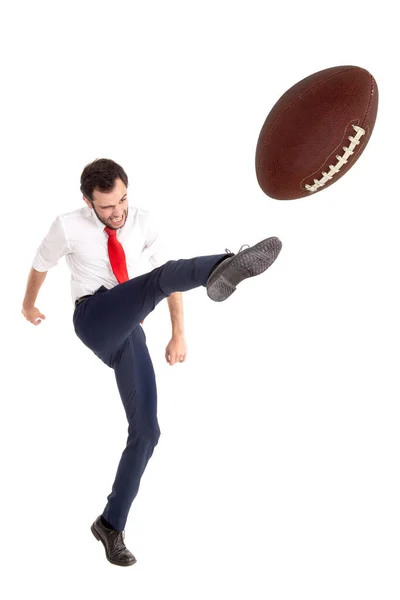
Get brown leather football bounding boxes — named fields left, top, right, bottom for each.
left=255, top=66, right=378, bottom=200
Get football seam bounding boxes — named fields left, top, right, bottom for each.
left=361, top=74, right=376, bottom=126
left=256, top=66, right=361, bottom=176
left=300, top=75, right=377, bottom=196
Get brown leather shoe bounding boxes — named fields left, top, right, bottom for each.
left=91, top=516, right=137, bottom=567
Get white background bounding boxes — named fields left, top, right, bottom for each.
left=1, top=1, right=399, bottom=598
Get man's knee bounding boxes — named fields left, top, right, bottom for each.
left=128, top=423, right=161, bottom=448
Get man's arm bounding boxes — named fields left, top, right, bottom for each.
left=165, top=292, right=187, bottom=365
left=142, top=211, right=186, bottom=363
left=21, top=267, right=48, bottom=325
left=167, top=292, right=184, bottom=337
left=23, top=267, right=47, bottom=309
left=22, top=214, right=70, bottom=325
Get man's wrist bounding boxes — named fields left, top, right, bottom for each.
left=172, top=330, right=185, bottom=338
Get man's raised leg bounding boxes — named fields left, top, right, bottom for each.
left=73, top=254, right=227, bottom=355
left=73, top=236, right=282, bottom=356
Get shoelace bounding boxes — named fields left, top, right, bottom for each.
left=113, top=531, right=128, bottom=557
left=225, top=244, right=250, bottom=254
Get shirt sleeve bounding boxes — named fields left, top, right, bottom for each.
left=32, top=215, right=71, bottom=272
left=142, top=211, right=169, bottom=268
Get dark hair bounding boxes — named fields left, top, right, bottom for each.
left=80, top=158, right=128, bottom=202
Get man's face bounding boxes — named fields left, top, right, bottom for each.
left=83, top=178, right=129, bottom=230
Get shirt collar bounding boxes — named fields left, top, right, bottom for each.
left=90, top=206, right=108, bottom=232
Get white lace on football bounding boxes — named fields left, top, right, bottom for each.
left=305, top=124, right=366, bottom=193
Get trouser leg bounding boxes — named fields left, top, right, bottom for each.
left=72, top=253, right=226, bottom=530
left=73, top=254, right=226, bottom=356
left=101, top=326, right=159, bottom=532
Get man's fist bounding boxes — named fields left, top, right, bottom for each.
left=165, top=336, right=187, bottom=366
left=22, top=306, right=46, bottom=326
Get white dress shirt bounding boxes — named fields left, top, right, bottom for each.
left=32, top=204, right=169, bottom=306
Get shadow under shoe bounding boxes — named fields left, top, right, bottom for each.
left=91, top=516, right=137, bottom=567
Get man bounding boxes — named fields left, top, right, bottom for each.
left=21, top=158, right=282, bottom=567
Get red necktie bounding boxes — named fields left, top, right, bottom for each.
left=104, top=226, right=144, bottom=324
left=104, top=226, right=129, bottom=283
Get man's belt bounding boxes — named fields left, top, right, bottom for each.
left=75, top=294, right=93, bottom=308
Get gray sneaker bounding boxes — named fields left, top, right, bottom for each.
left=206, top=236, right=282, bottom=302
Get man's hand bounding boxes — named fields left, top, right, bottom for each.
left=21, top=306, right=46, bottom=326
left=165, top=335, right=187, bottom=366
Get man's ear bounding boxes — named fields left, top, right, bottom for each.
left=83, top=196, right=92, bottom=208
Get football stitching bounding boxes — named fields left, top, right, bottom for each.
left=256, top=66, right=360, bottom=175
left=361, top=74, right=376, bottom=126
left=302, top=75, right=376, bottom=195
left=304, top=124, right=366, bottom=193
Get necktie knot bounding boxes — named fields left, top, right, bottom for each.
left=104, top=226, right=117, bottom=237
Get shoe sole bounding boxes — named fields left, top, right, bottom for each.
left=91, top=524, right=137, bottom=567
left=207, top=236, right=282, bottom=302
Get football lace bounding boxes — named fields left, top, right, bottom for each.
left=305, top=124, right=366, bottom=193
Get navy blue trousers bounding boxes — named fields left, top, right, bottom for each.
left=73, top=254, right=225, bottom=531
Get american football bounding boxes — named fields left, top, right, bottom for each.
left=255, top=65, right=378, bottom=200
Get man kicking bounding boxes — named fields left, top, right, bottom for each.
left=21, top=158, right=282, bottom=566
